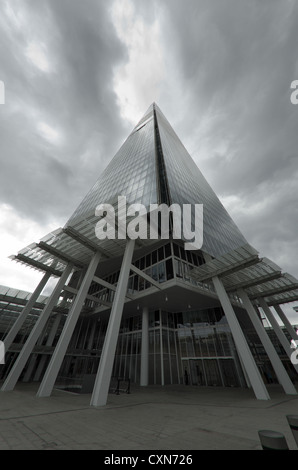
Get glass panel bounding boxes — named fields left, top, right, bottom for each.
left=204, top=359, right=222, bottom=386
left=173, top=243, right=180, bottom=257
left=174, top=259, right=183, bottom=278
left=166, top=258, right=174, bottom=280
left=152, top=265, right=158, bottom=282
left=165, top=243, right=171, bottom=258
left=220, top=359, right=240, bottom=387
left=158, top=262, right=166, bottom=283
left=155, top=104, right=248, bottom=257
left=67, top=113, right=158, bottom=230
left=158, top=246, right=164, bottom=261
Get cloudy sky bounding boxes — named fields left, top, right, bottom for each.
left=0, top=0, right=297, bottom=322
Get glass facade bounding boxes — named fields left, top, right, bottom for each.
left=4, top=103, right=297, bottom=399
left=67, top=108, right=157, bottom=228
left=52, top=306, right=246, bottom=390
left=154, top=104, right=248, bottom=257
left=0, top=242, right=247, bottom=391
left=84, top=241, right=218, bottom=310
left=2, top=241, right=297, bottom=393
left=2, top=300, right=296, bottom=392
left=177, top=309, right=246, bottom=387
left=66, top=102, right=247, bottom=259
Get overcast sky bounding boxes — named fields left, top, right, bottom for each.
left=0, top=0, right=297, bottom=322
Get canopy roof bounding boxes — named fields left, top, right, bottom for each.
left=190, top=244, right=298, bottom=306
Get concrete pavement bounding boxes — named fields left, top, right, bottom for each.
left=0, top=382, right=297, bottom=450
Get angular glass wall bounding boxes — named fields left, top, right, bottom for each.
left=154, top=104, right=248, bottom=258
left=177, top=307, right=246, bottom=388
left=67, top=106, right=158, bottom=229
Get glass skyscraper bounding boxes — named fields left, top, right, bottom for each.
left=66, top=103, right=247, bottom=258
left=1, top=103, right=298, bottom=405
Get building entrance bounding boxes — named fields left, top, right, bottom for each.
left=184, top=358, right=241, bottom=387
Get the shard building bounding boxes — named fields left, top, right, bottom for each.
left=1, top=103, right=298, bottom=406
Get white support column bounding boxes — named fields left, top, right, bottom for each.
left=274, top=304, right=298, bottom=343
left=258, top=297, right=298, bottom=375
left=23, top=311, right=57, bottom=383
left=3, top=272, right=51, bottom=351
left=212, top=276, right=270, bottom=400
left=239, top=290, right=297, bottom=395
left=90, top=239, right=135, bottom=407
left=37, top=251, right=102, bottom=398
left=1, top=264, right=73, bottom=392
left=140, top=306, right=149, bottom=386
left=87, top=320, right=97, bottom=350
left=160, top=313, right=165, bottom=386
left=23, top=354, right=38, bottom=382
left=33, top=314, right=62, bottom=382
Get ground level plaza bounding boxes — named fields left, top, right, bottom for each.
left=0, top=382, right=297, bottom=450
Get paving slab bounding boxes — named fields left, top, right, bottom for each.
left=0, top=382, right=297, bottom=450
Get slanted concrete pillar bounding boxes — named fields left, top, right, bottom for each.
left=274, top=304, right=298, bottom=343
left=239, top=290, right=297, bottom=395
left=37, top=251, right=102, bottom=398
left=258, top=297, right=298, bottom=375
left=23, top=312, right=59, bottom=383
left=160, top=312, right=165, bottom=386
left=33, top=314, right=62, bottom=382
left=3, top=272, right=51, bottom=351
left=87, top=320, right=97, bottom=351
left=140, top=306, right=149, bottom=386
left=90, top=239, right=135, bottom=407
left=1, top=264, right=73, bottom=392
left=212, top=276, right=270, bottom=400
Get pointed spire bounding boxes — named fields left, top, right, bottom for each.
left=67, top=103, right=247, bottom=258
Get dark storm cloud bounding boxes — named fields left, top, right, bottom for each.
left=0, top=0, right=127, bottom=224
left=1, top=0, right=298, bottom=319
left=155, top=0, right=298, bottom=280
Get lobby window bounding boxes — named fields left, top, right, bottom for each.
left=166, top=258, right=174, bottom=280
left=152, top=264, right=158, bottom=282
left=173, top=243, right=180, bottom=258
left=145, top=253, right=151, bottom=268
left=158, top=262, right=166, bottom=283
left=165, top=243, right=171, bottom=258
left=158, top=246, right=165, bottom=261
left=174, top=259, right=183, bottom=278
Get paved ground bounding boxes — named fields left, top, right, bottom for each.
left=0, top=382, right=297, bottom=450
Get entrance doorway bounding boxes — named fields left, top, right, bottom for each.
left=184, top=358, right=240, bottom=387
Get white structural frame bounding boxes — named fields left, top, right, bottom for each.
left=258, top=297, right=298, bottom=374
left=33, top=314, right=62, bottom=382
left=140, top=306, right=149, bottom=386
left=212, top=276, right=270, bottom=400
left=3, top=272, right=51, bottom=351
left=37, top=251, right=102, bottom=398
left=238, top=290, right=297, bottom=395
left=1, top=263, right=73, bottom=392
left=274, top=304, right=298, bottom=343
left=90, top=239, right=135, bottom=407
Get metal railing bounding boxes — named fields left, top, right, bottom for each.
left=110, top=377, right=131, bottom=395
